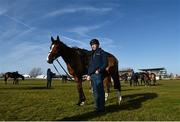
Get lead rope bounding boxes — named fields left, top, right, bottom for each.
left=55, top=59, right=73, bottom=81
left=52, top=63, right=61, bottom=76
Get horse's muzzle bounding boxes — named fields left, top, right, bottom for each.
left=47, top=59, right=53, bottom=64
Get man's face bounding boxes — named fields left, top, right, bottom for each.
left=91, top=44, right=99, bottom=51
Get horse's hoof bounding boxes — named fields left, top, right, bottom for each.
left=80, top=101, right=85, bottom=106
left=76, top=101, right=85, bottom=106
left=105, top=93, right=108, bottom=101
left=118, top=96, right=122, bottom=105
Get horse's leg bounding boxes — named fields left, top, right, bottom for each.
left=134, top=77, right=137, bottom=86
left=17, top=79, right=19, bottom=85
left=110, top=68, right=122, bottom=105
left=144, top=79, right=147, bottom=86
left=13, top=78, right=15, bottom=84
left=103, top=76, right=110, bottom=101
left=154, top=77, right=156, bottom=85
left=14, top=78, right=17, bottom=85
left=89, top=80, right=93, bottom=93
left=15, top=79, right=17, bottom=84
left=149, top=78, right=151, bottom=86
left=76, top=79, right=86, bottom=106
left=130, top=78, right=132, bottom=86
left=4, top=76, right=7, bottom=85
left=14, top=78, right=18, bottom=85
left=145, top=77, right=150, bottom=86
left=137, top=78, right=139, bottom=86
left=140, top=78, right=143, bottom=85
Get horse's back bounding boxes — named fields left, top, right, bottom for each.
left=105, top=52, right=119, bottom=71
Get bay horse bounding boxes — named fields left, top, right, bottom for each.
left=119, top=73, right=128, bottom=82
left=47, top=36, right=122, bottom=106
left=139, top=72, right=151, bottom=86
left=149, top=73, right=156, bottom=85
left=4, top=72, right=25, bottom=84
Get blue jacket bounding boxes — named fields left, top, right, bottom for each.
left=88, top=48, right=108, bottom=75
left=47, top=70, right=53, bottom=80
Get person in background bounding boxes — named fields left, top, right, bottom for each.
left=47, top=68, right=54, bottom=88
left=86, top=39, right=108, bottom=113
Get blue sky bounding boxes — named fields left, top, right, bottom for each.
left=0, top=0, right=179, bottom=75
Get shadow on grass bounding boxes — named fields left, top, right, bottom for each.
left=59, top=92, right=158, bottom=121
left=27, top=86, right=51, bottom=90
left=121, top=88, right=141, bottom=91
left=0, top=86, right=53, bottom=90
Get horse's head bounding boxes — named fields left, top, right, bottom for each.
left=47, top=36, right=61, bottom=64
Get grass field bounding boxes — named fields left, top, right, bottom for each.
left=0, top=79, right=179, bottom=121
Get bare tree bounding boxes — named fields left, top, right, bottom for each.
left=29, top=67, right=43, bottom=77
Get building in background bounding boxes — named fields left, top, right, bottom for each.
left=139, top=67, right=167, bottom=80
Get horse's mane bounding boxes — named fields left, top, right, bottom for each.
left=72, top=47, right=91, bottom=55
left=58, top=41, right=91, bottom=56
left=70, top=47, right=92, bottom=71
left=5, top=72, right=23, bottom=76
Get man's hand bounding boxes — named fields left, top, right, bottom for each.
left=86, top=75, right=91, bottom=81
left=95, top=69, right=100, bottom=74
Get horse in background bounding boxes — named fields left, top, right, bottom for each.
left=130, top=72, right=157, bottom=86
left=4, top=72, right=24, bottom=84
left=47, top=36, right=122, bottom=106
left=149, top=73, right=156, bottom=85
left=119, top=73, right=128, bottom=83
left=139, top=72, right=151, bottom=86
left=130, top=72, right=140, bottom=86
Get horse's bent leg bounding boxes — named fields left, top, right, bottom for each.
left=76, top=80, right=86, bottom=106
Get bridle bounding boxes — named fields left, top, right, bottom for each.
left=49, top=44, right=73, bottom=80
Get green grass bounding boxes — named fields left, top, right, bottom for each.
left=0, top=79, right=180, bottom=121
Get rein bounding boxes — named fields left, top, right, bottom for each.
left=52, top=63, right=61, bottom=76
left=52, top=59, right=73, bottom=81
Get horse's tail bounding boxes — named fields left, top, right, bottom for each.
left=108, top=60, right=122, bottom=105
left=109, top=64, right=121, bottom=91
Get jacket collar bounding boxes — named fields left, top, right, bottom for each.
left=93, top=47, right=101, bottom=53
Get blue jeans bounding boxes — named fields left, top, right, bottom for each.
left=91, top=73, right=105, bottom=112
left=47, top=79, right=52, bottom=88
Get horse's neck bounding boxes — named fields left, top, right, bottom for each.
left=60, top=44, right=76, bottom=66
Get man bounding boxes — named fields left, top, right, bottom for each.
left=86, top=39, right=108, bottom=113
left=47, top=68, right=54, bottom=88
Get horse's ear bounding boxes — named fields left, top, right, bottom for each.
left=51, top=36, right=54, bottom=42
left=57, top=36, right=60, bottom=41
